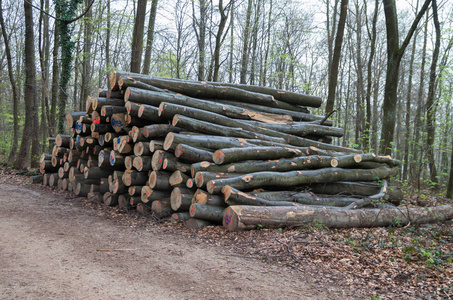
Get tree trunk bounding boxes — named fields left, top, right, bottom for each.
left=325, top=0, right=348, bottom=114
left=142, top=0, right=158, bottom=74
left=239, top=0, right=253, bottom=84
left=207, top=167, right=400, bottom=194
left=130, top=0, right=147, bottom=73
left=223, top=204, right=453, bottom=231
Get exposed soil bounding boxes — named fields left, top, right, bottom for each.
left=0, top=174, right=346, bottom=300
left=0, top=171, right=452, bottom=299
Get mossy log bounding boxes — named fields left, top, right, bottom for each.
left=222, top=204, right=453, bottom=231
left=207, top=167, right=400, bottom=194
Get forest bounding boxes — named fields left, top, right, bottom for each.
left=0, top=0, right=452, bottom=198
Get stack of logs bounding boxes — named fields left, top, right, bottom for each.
left=39, top=71, right=451, bottom=231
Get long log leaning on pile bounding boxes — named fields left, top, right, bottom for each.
left=222, top=204, right=453, bottom=231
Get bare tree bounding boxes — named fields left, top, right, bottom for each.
left=130, top=0, right=147, bottom=73
left=142, top=0, right=159, bottom=74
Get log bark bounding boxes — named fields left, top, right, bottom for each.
left=122, top=170, right=148, bottom=186
left=162, top=158, right=191, bottom=174
left=189, top=203, right=224, bottom=223
left=148, top=171, right=172, bottom=190
left=152, top=150, right=176, bottom=171
left=74, top=182, right=91, bottom=197
left=136, top=203, right=151, bottom=214
left=150, top=140, right=164, bottom=152
left=170, top=187, right=195, bottom=211
left=151, top=200, right=172, bottom=216
left=124, top=155, right=136, bottom=170
left=118, top=194, right=132, bottom=211
left=84, top=166, right=113, bottom=179
left=194, top=171, right=245, bottom=189
left=175, top=144, right=213, bottom=162
left=128, top=185, right=143, bottom=196
left=142, top=124, right=182, bottom=138
left=100, top=105, right=127, bottom=117
left=207, top=167, right=400, bottom=194
left=168, top=170, right=190, bottom=187
left=134, top=142, right=151, bottom=156
left=66, top=112, right=86, bottom=128
left=56, top=134, right=71, bottom=147
left=133, top=155, right=153, bottom=172
left=171, top=212, right=191, bottom=222
left=112, top=179, right=128, bottom=194
left=213, top=146, right=304, bottom=165
left=141, top=186, right=171, bottom=203
left=137, top=104, right=161, bottom=122
left=92, top=97, right=124, bottom=112
left=103, top=192, right=119, bottom=206
left=223, top=204, right=453, bottom=231
left=164, top=132, right=255, bottom=151
left=192, top=189, right=226, bottom=206
left=185, top=218, right=213, bottom=229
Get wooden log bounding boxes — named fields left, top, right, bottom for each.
left=128, top=185, right=143, bottom=196
left=185, top=218, right=213, bottom=229
left=130, top=196, right=143, bottom=206
left=190, top=155, right=334, bottom=177
left=84, top=166, right=112, bottom=179
left=42, top=173, right=52, bottom=186
left=137, top=104, right=162, bottom=122
left=175, top=144, right=213, bottom=162
left=148, top=171, right=172, bottom=190
left=207, top=167, right=401, bottom=194
left=112, top=179, right=128, bottom=194
left=40, top=153, right=53, bottom=164
left=170, top=187, right=195, bottom=211
left=133, top=156, right=153, bottom=172
left=169, top=170, right=191, bottom=187
left=241, top=120, right=344, bottom=138
left=90, top=123, right=114, bottom=134
left=58, top=167, right=69, bottom=179
left=101, top=105, right=127, bottom=117
left=162, top=158, right=191, bottom=174
left=151, top=150, right=176, bottom=171
left=172, top=114, right=286, bottom=143
left=192, top=189, right=226, bottom=206
left=150, top=140, right=164, bottom=152
left=141, top=186, right=172, bottom=203
left=124, top=81, right=284, bottom=109
left=56, top=134, right=72, bottom=147
left=74, top=182, right=91, bottom=197
left=124, top=155, right=136, bottom=170
left=186, top=178, right=195, bottom=189
left=110, top=114, right=128, bottom=133
left=109, top=150, right=126, bottom=168
left=143, top=124, right=182, bottom=139
left=87, top=192, right=103, bottom=203
left=151, top=200, right=172, bottom=217
left=48, top=173, right=59, bottom=187
left=194, top=171, right=244, bottom=189
left=120, top=76, right=170, bottom=92
left=122, top=170, right=148, bottom=187
left=134, top=142, right=151, bottom=156
left=92, top=97, right=124, bottom=112
left=163, top=132, right=255, bottom=151
left=189, top=203, right=224, bottom=222
left=171, top=212, right=191, bottom=222
left=222, top=204, right=453, bottom=231
left=103, top=192, right=119, bottom=206
left=99, top=178, right=110, bottom=194
left=66, top=111, right=86, bottom=128
left=213, top=146, right=303, bottom=165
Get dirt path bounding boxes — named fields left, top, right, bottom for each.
left=0, top=182, right=347, bottom=299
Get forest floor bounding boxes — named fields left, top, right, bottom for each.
left=0, top=169, right=452, bottom=300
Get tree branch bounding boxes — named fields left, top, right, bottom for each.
left=24, top=0, right=95, bottom=24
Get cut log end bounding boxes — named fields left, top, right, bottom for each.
left=213, top=150, right=225, bottom=165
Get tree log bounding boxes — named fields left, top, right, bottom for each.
left=169, top=170, right=191, bottom=187
left=134, top=142, right=151, bottom=156
left=128, top=185, right=143, bottom=196
left=142, top=124, right=182, bottom=139
left=171, top=212, right=191, bottom=222
left=170, top=187, right=195, bottom=211
left=194, top=171, right=245, bottom=189
left=103, top=192, right=119, bottom=206
left=192, top=189, right=226, bottom=207
left=164, top=132, right=255, bottom=151
left=118, top=194, right=132, bottom=211
left=185, top=218, right=213, bottom=229
left=148, top=170, right=172, bottom=190
left=162, top=157, right=191, bottom=174
left=151, top=200, right=172, bottom=217
left=222, top=204, right=453, bottom=231
left=141, top=186, right=171, bottom=203
left=133, top=155, right=153, bottom=172
left=152, top=150, right=176, bottom=171
left=174, top=144, right=213, bottom=162
left=138, top=104, right=161, bottom=122
left=189, top=203, right=224, bottom=223
left=122, top=170, right=148, bottom=186
left=207, top=167, right=400, bottom=194
left=136, top=203, right=151, bottom=214
left=92, top=97, right=124, bottom=112
left=213, top=146, right=304, bottom=165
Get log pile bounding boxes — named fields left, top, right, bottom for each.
left=38, top=71, right=452, bottom=231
